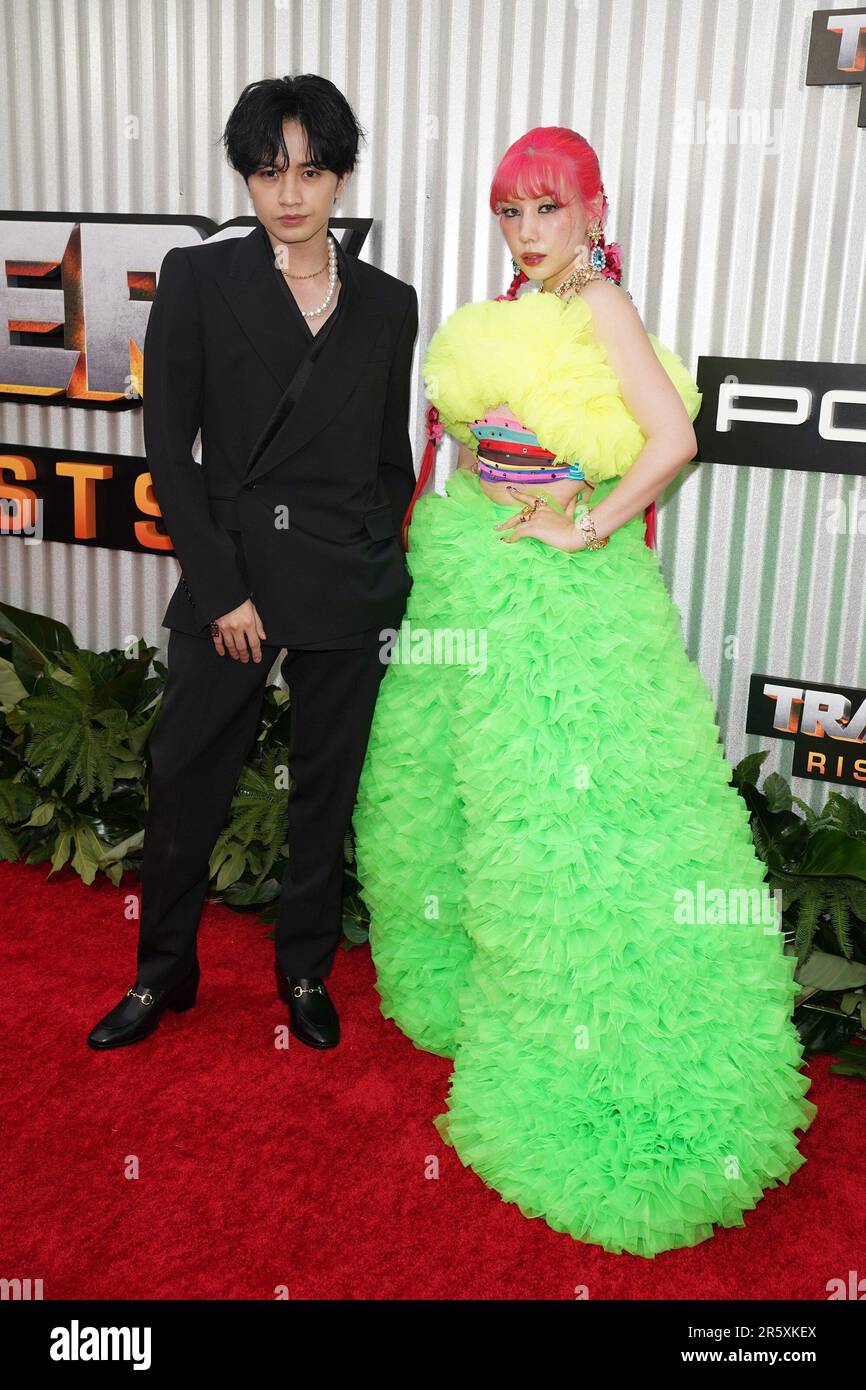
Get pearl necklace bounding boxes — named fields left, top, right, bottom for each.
left=288, top=234, right=338, bottom=318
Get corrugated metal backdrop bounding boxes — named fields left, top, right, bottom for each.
left=1, top=0, right=864, bottom=808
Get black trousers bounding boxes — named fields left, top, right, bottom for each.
left=135, top=621, right=393, bottom=990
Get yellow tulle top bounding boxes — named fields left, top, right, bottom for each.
left=422, top=288, right=702, bottom=484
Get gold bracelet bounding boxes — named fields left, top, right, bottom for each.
left=573, top=503, right=609, bottom=550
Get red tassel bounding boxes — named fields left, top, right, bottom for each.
left=401, top=406, right=441, bottom=551
left=643, top=499, right=657, bottom=550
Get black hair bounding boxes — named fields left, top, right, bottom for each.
left=221, top=74, right=366, bottom=181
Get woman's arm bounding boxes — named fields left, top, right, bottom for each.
left=576, top=279, right=698, bottom=542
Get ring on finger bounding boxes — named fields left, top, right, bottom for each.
left=518, top=497, right=544, bottom=523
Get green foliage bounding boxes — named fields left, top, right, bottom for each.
left=733, top=750, right=866, bottom=1072
left=733, top=750, right=866, bottom=962
left=0, top=601, right=366, bottom=939
left=0, top=602, right=162, bottom=887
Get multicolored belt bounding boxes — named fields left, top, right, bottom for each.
left=467, top=418, right=585, bottom=484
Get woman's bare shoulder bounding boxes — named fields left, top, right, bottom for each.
left=579, top=276, right=639, bottom=311
left=577, top=277, right=646, bottom=343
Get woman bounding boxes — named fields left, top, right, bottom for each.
left=352, top=127, right=816, bottom=1258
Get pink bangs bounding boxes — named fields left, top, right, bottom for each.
left=489, top=126, right=607, bottom=222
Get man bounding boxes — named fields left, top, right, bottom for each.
left=88, top=74, right=417, bottom=1052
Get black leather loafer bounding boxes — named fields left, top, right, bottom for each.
left=87, top=959, right=200, bottom=1051
left=275, top=962, right=340, bottom=1049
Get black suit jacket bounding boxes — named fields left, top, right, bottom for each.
left=142, top=221, right=417, bottom=644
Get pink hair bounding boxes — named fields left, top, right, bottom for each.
left=491, top=126, right=622, bottom=301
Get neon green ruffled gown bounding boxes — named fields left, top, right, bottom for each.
left=351, top=288, right=816, bottom=1258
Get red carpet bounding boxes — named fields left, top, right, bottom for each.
left=0, top=858, right=860, bottom=1300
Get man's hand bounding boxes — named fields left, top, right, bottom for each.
left=210, top=599, right=268, bottom=662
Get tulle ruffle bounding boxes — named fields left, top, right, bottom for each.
left=421, top=291, right=703, bottom=482
left=352, top=468, right=816, bottom=1258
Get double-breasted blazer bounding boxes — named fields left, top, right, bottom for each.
left=142, top=220, right=418, bottom=644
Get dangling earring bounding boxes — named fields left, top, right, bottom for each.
left=585, top=217, right=606, bottom=272
left=545, top=217, right=608, bottom=299
left=511, top=257, right=520, bottom=276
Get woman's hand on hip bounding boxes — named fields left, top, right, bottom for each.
left=494, top=486, right=586, bottom=552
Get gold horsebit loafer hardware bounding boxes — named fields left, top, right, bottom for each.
left=292, top=983, right=325, bottom=998
left=127, top=987, right=154, bottom=1007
